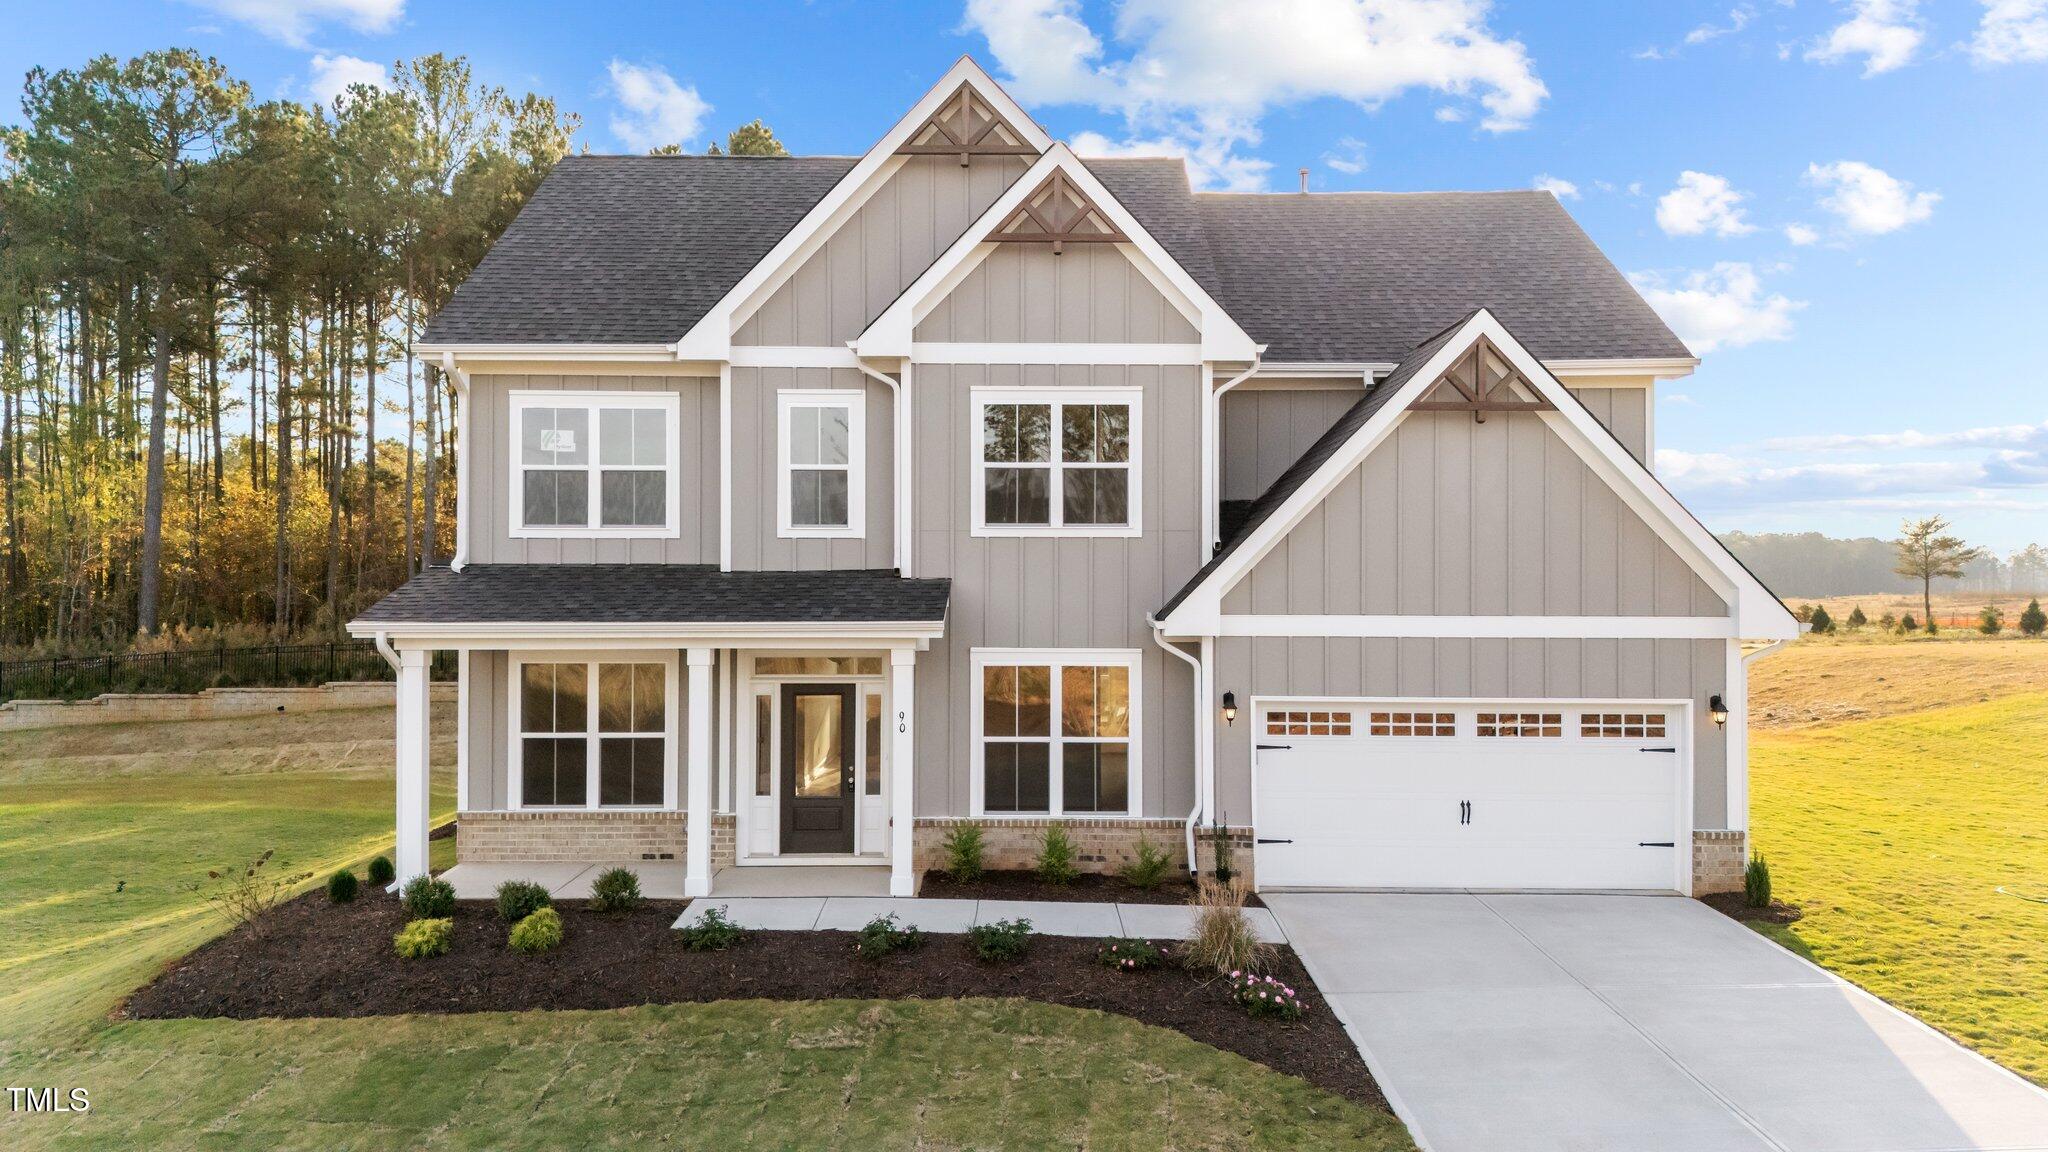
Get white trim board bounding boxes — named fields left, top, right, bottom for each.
left=1213, top=615, right=1738, bottom=639
left=1157, top=309, right=1797, bottom=642
left=854, top=143, right=1260, bottom=364
left=913, top=342, right=1203, bottom=365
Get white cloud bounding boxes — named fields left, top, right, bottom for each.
left=182, top=0, right=403, bottom=47
left=1805, top=0, right=1924, bottom=75
left=964, top=0, right=1548, bottom=190
left=1322, top=136, right=1370, bottom=174
left=1972, top=0, right=2048, bottom=64
left=1686, top=4, right=1756, bottom=45
left=1629, top=262, right=1804, bottom=352
left=1531, top=174, right=1578, bottom=199
left=306, top=53, right=388, bottom=107
left=1434, top=106, right=1466, bottom=122
left=604, top=60, right=711, bottom=154
left=1763, top=421, right=2048, bottom=452
left=1655, top=171, right=1756, bottom=237
left=1784, top=222, right=1820, bottom=245
left=1804, top=160, right=1938, bottom=234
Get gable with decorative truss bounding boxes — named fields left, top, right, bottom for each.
left=1407, top=333, right=1554, bottom=422
left=990, top=170, right=1130, bottom=253
left=897, top=82, right=1039, bottom=164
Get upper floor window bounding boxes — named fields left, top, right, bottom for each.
left=777, top=390, right=865, bottom=538
left=511, top=392, right=679, bottom=538
left=973, top=389, right=1141, bottom=537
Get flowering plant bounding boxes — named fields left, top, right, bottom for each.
left=1095, top=936, right=1166, bottom=971
left=1227, top=970, right=1305, bottom=1020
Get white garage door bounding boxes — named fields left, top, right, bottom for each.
left=1253, top=702, right=1687, bottom=892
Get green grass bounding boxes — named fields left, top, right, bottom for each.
left=0, top=707, right=1410, bottom=1150
left=1750, top=691, right=2048, bottom=1084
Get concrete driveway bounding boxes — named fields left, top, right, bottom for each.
left=1264, top=892, right=2048, bottom=1152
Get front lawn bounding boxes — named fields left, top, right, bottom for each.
left=1749, top=690, right=2048, bottom=1084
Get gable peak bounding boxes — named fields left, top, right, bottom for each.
left=897, top=81, right=1040, bottom=165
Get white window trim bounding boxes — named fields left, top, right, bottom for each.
left=506, top=650, right=681, bottom=812
left=968, top=647, right=1142, bottom=818
left=776, top=389, right=866, bottom=539
left=507, top=390, right=682, bottom=540
left=970, top=387, right=1142, bottom=539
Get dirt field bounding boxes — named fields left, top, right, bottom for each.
left=1749, top=635, right=2048, bottom=729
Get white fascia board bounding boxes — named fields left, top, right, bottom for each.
left=345, top=620, right=947, bottom=646
left=1207, top=615, right=1739, bottom=639
left=1545, top=357, right=1699, bottom=380
left=673, top=58, right=1053, bottom=364
left=853, top=143, right=1259, bottom=362
left=1252, top=362, right=1393, bottom=381
left=1158, top=309, right=1795, bottom=640
left=912, top=342, right=1204, bottom=365
left=416, top=343, right=680, bottom=363
left=730, top=346, right=865, bottom=368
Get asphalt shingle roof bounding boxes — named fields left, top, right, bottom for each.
left=353, top=565, right=951, bottom=626
left=422, top=153, right=1690, bottom=363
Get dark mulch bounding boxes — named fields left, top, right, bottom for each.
left=429, top=820, right=457, bottom=841
left=918, top=869, right=1258, bottom=906
left=1700, top=892, right=1805, bottom=925
left=124, top=890, right=1378, bottom=1109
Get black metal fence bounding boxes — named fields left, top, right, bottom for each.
left=0, top=641, right=456, bottom=703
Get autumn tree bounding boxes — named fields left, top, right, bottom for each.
left=1892, top=517, right=1984, bottom=635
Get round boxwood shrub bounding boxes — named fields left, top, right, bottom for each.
left=587, top=867, right=642, bottom=913
left=401, top=875, right=456, bottom=919
left=394, top=917, right=452, bottom=959
left=366, top=855, right=396, bottom=886
left=508, top=907, right=565, bottom=954
left=326, top=869, right=360, bottom=903
left=495, top=879, right=552, bottom=924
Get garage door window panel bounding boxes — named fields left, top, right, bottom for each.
left=1368, top=711, right=1454, bottom=737
left=1476, top=712, right=1562, bottom=738
left=1581, top=712, right=1667, bottom=738
left=1267, top=709, right=1354, bottom=737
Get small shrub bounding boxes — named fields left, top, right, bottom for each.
left=366, top=855, right=396, bottom=886
left=188, top=849, right=312, bottom=935
left=854, top=913, right=925, bottom=959
left=1807, top=605, right=1835, bottom=635
left=678, top=906, right=748, bottom=951
left=495, top=879, right=553, bottom=924
left=1845, top=605, right=1868, bottom=631
left=1207, top=819, right=1236, bottom=883
left=1900, top=613, right=1918, bottom=633
left=1096, top=936, right=1167, bottom=972
left=402, top=875, right=456, bottom=919
left=1744, top=855, right=1772, bottom=909
left=1035, top=824, right=1079, bottom=886
left=326, top=869, right=359, bottom=904
left=1927, top=618, right=1940, bottom=635
left=587, top=867, right=642, bottom=913
left=966, top=917, right=1033, bottom=962
left=1979, top=604, right=2004, bottom=635
left=1120, top=835, right=1173, bottom=890
left=394, top=917, right=453, bottom=959
left=1183, top=878, right=1271, bottom=976
left=508, top=907, right=564, bottom=954
left=1878, top=611, right=1897, bottom=632
left=1228, top=971, right=1305, bottom=1020
left=941, top=824, right=986, bottom=883
left=2022, top=598, right=2047, bottom=638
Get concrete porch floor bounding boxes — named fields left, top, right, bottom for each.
left=441, top=862, right=894, bottom=901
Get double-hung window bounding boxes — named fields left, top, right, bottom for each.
left=514, top=658, right=673, bottom=809
left=973, top=650, right=1139, bottom=816
left=512, top=392, right=679, bottom=537
left=973, top=389, right=1140, bottom=536
left=777, top=390, right=864, bottom=537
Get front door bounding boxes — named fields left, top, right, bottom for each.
left=780, top=683, right=856, bottom=853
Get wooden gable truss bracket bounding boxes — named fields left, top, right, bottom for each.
left=1405, top=334, right=1556, bottom=423
left=895, top=82, right=1041, bottom=167
left=989, top=170, right=1129, bottom=255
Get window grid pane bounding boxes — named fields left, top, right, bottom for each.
left=1476, top=712, right=1563, bottom=738
left=1580, top=711, right=1668, bottom=738
left=983, top=661, right=1128, bottom=816
left=1270, top=709, right=1354, bottom=736
left=521, top=402, right=670, bottom=531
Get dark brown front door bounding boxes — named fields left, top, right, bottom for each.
left=781, top=683, right=856, bottom=853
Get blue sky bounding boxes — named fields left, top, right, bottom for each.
left=9, top=0, right=2048, bottom=553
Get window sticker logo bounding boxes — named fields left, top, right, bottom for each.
left=539, top=428, right=576, bottom=454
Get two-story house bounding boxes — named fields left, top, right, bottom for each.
left=349, top=58, right=1797, bottom=901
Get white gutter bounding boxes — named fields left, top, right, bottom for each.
left=1149, top=618, right=1206, bottom=877
left=440, top=353, right=472, bottom=572
left=849, top=349, right=910, bottom=573
left=373, top=631, right=401, bottom=673
left=1203, top=351, right=1263, bottom=554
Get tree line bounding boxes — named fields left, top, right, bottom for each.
left=0, top=47, right=790, bottom=655
left=1721, top=529, right=2048, bottom=600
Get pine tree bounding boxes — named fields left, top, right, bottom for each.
left=1900, top=613, right=1918, bottom=633
left=1845, top=605, right=1868, bottom=630
left=2019, top=598, right=2046, bottom=638
left=1807, top=605, right=1835, bottom=634
left=1878, top=612, right=1897, bottom=631
left=1893, top=517, right=1984, bottom=635
left=1978, top=604, right=2004, bottom=635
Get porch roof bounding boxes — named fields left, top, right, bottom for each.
left=348, top=564, right=951, bottom=634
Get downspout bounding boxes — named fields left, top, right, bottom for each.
left=374, top=630, right=401, bottom=673
left=440, top=353, right=472, bottom=572
left=1204, top=352, right=1263, bottom=553
left=849, top=348, right=909, bottom=573
left=1149, top=618, right=1205, bottom=877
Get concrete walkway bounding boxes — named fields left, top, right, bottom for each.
left=677, top=896, right=1288, bottom=942
left=1265, top=892, right=2048, bottom=1152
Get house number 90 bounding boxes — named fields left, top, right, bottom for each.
left=897, top=710, right=907, bottom=733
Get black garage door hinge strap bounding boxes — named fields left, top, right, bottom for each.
left=1256, top=838, right=1293, bottom=845
left=1638, top=841, right=1676, bottom=847
left=1641, top=747, right=1678, bottom=753
left=1255, top=744, right=1292, bottom=751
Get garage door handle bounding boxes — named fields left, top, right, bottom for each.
left=1638, top=841, right=1675, bottom=847
left=1640, top=746, right=1677, bottom=753
left=1257, top=838, right=1293, bottom=845
left=1256, top=743, right=1292, bottom=751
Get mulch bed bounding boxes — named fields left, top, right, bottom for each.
left=123, top=890, right=1379, bottom=1109
left=1700, top=892, right=1805, bottom=925
left=917, top=869, right=1260, bottom=907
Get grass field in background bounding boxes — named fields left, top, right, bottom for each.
left=1750, top=642, right=2048, bottom=1084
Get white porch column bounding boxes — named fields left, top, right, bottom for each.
left=889, top=648, right=917, bottom=896
left=393, top=647, right=433, bottom=888
left=685, top=647, right=716, bottom=897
